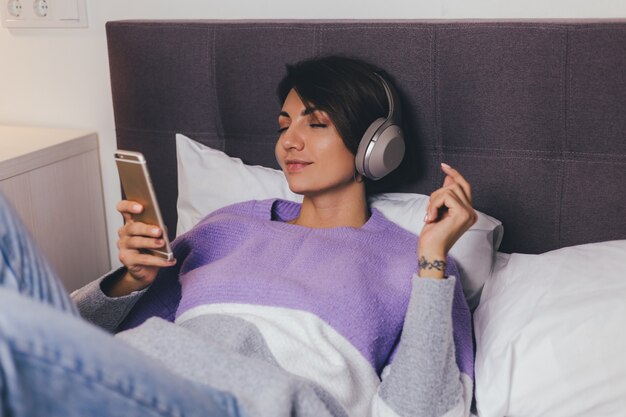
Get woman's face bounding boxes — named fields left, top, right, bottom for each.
left=275, top=89, right=358, bottom=197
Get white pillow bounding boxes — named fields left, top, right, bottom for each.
left=474, top=241, right=626, bottom=417
left=176, top=133, right=303, bottom=234
left=176, top=133, right=503, bottom=307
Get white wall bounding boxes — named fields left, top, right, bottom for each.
left=1, top=0, right=625, bottom=269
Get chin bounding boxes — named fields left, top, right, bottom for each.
left=285, top=178, right=321, bottom=196
left=286, top=183, right=313, bottom=196
left=284, top=172, right=356, bottom=197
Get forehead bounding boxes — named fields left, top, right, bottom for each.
left=281, top=89, right=306, bottom=111
left=280, top=89, right=325, bottom=118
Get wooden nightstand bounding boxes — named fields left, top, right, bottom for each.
left=0, top=125, right=110, bottom=292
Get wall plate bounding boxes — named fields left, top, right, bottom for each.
left=1, top=0, right=87, bottom=28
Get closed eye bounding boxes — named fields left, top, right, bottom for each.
left=310, top=123, right=327, bottom=128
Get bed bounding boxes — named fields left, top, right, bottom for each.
left=105, top=20, right=626, bottom=417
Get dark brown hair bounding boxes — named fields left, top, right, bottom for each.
left=277, top=55, right=392, bottom=156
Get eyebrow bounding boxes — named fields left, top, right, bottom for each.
left=279, top=107, right=319, bottom=118
left=303, top=107, right=318, bottom=116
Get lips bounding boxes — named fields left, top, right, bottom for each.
left=284, top=159, right=312, bottom=173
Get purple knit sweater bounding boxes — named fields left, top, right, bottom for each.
left=103, top=198, right=474, bottom=417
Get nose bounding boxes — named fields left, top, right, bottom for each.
left=279, top=125, right=305, bottom=151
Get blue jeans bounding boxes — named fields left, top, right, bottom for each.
left=0, top=194, right=245, bottom=417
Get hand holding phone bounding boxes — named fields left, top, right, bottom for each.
left=115, top=150, right=174, bottom=261
left=111, top=150, right=176, bottom=296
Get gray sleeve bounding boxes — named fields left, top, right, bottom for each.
left=374, top=275, right=470, bottom=417
left=70, top=267, right=149, bottom=333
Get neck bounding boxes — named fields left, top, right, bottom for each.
left=290, top=182, right=369, bottom=228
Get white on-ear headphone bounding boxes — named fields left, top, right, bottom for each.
left=355, top=74, right=405, bottom=180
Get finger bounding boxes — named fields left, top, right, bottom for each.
left=441, top=170, right=466, bottom=202
left=443, top=175, right=454, bottom=188
left=134, top=253, right=176, bottom=268
left=443, top=182, right=472, bottom=208
left=438, top=171, right=477, bottom=228
left=441, top=163, right=472, bottom=203
left=123, top=221, right=164, bottom=238
left=123, top=235, right=166, bottom=250
left=428, top=184, right=477, bottom=222
left=120, top=211, right=133, bottom=223
left=425, top=189, right=464, bottom=223
left=117, top=200, right=143, bottom=223
left=120, top=250, right=176, bottom=269
left=117, top=200, right=144, bottom=217
left=424, top=200, right=477, bottom=232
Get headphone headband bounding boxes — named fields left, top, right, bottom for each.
left=374, top=73, right=401, bottom=125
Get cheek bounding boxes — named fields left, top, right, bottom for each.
left=315, top=140, right=356, bottom=177
left=332, top=146, right=357, bottom=173
left=338, top=154, right=356, bottom=175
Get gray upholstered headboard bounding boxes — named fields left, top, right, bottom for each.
left=106, top=19, right=626, bottom=254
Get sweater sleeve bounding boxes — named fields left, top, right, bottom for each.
left=70, top=267, right=149, bottom=333
left=371, top=275, right=474, bottom=417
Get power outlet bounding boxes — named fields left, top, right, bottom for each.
left=1, top=0, right=87, bottom=28
left=32, top=0, right=49, bottom=18
left=6, top=0, right=23, bottom=19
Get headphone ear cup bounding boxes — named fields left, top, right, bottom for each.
left=365, top=124, right=405, bottom=180
left=355, top=117, right=386, bottom=177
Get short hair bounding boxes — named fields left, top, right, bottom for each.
left=277, top=55, right=392, bottom=156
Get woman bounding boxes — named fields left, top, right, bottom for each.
left=0, top=56, right=475, bottom=417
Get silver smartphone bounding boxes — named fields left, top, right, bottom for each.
left=114, top=150, right=174, bottom=261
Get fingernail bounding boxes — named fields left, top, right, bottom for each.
left=441, top=162, right=451, bottom=170
left=423, top=213, right=430, bottom=222
left=151, top=228, right=160, bottom=235
left=133, top=204, right=142, bottom=212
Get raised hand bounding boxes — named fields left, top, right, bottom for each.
left=417, top=163, right=477, bottom=279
